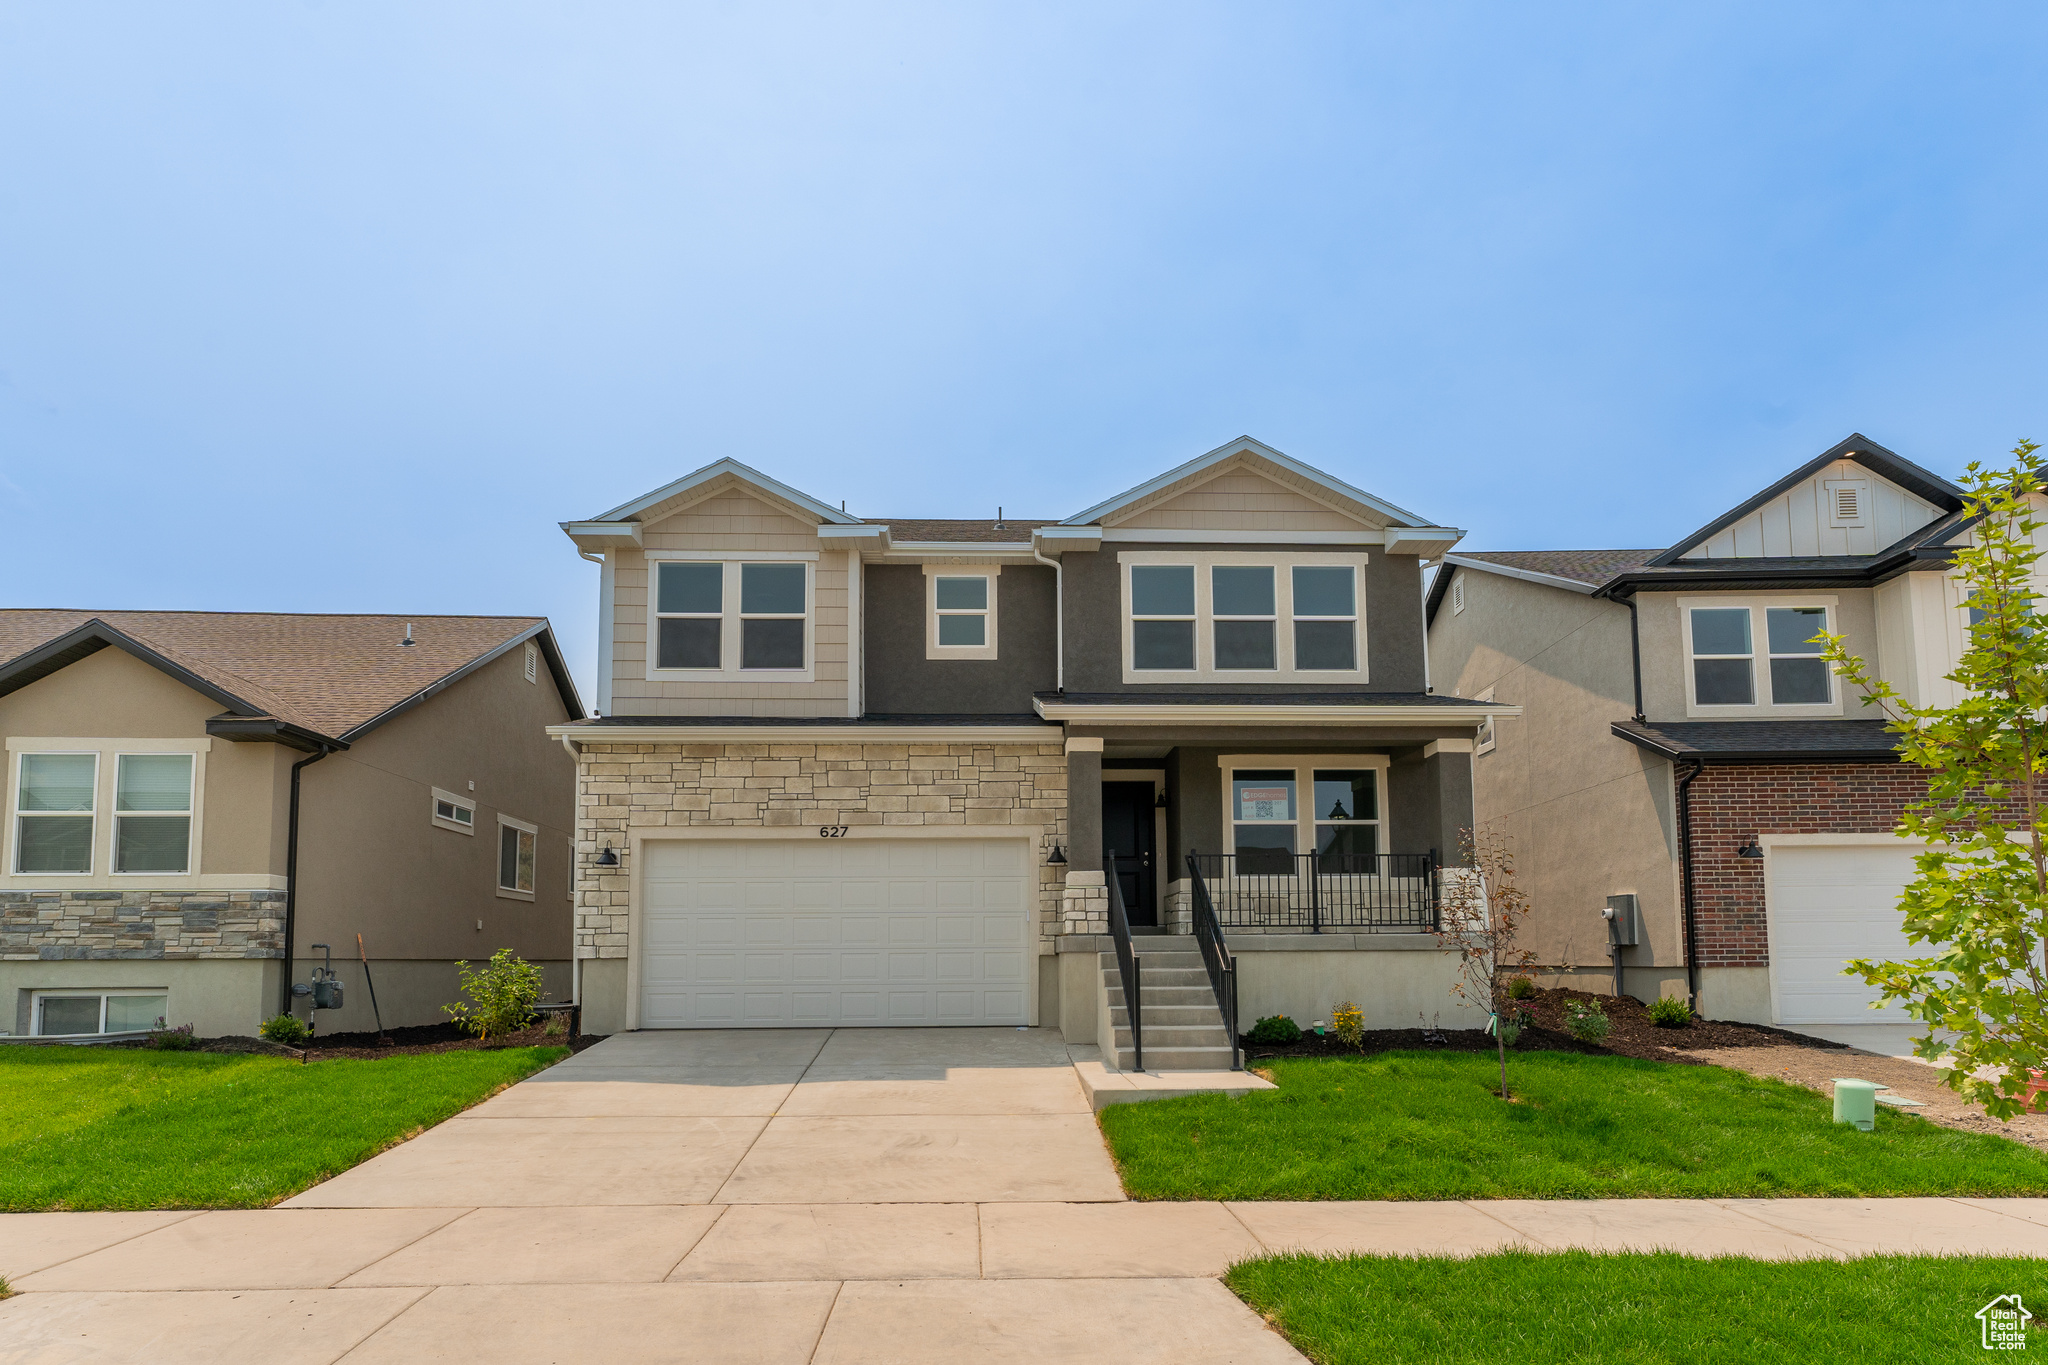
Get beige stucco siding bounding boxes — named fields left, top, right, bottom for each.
left=1429, top=570, right=1683, bottom=979
left=295, top=646, right=576, bottom=964
left=0, top=646, right=291, bottom=885
left=608, top=489, right=849, bottom=717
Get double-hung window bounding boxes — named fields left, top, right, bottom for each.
left=498, top=815, right=537, bottom=898
left=927, top=568, right=999, bottom=658
left=652, top=559, right=811, bottom=674
left=15, top=753, right=96, bottom=874
left=1212, top=567, right=1276, bottom=669
left=114, top=754, right=193, bottom=874
left=1130, top=565, right=1197, bottom=671
left=1687, top=603, right=1834, bottom=709
left=1291, top=567, right=1358, bottom=671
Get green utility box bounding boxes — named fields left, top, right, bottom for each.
left=1833, top=1079, right=1881, bottom=1131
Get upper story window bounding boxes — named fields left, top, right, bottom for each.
left=432, top=786, right=477, bottom=834
left=1685, top=601, right=1834, bottom=711
left=925, top=566, right=1000, bottom=660
left=650, top=556, right=813, bottom=678
left=497, top=814, right=537, bottom=899
left=1122, top=552, right=1368, bottom=683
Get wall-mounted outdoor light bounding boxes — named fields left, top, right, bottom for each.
left=1736, top=837, right=1764, bottom=859
left=1047, top=844, right=1068, bottom=865
left=594, top=844, right=619, bottom=867
left=1155, top=790, right=1169, bottom=809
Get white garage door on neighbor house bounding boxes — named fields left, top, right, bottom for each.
left=638, top=836, right=1031, bottom=1028
left=1767, top=841, right=1921, bottom=1027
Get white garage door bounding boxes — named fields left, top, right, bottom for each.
left=638, top=837, right=1030, bottom=1028
left=1769, top=843, right=1920, bottom=1026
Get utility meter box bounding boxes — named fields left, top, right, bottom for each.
left=312, top=978, right=344, bottom=1011
left=1603, top=894, right=1640, bottom=948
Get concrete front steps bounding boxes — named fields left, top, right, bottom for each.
left=1100, top=945, right=1236, bottom=1072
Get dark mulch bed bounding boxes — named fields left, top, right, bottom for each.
left=302, top=1020, right=606, bottom=1059
left=1242, top=985, right=1850, bottom=1067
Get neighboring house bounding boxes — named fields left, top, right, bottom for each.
left=554, top=436, right=1512, bottom=1064
left=1426, top=433, right=1998, bottom=1037
left=0, top=611, right=582, bottom=1040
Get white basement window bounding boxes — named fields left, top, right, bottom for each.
left=33, top=989, right=168, bottom=1037
left=432, top=787, right=477, bottom=834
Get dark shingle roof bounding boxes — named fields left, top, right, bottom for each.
left=1453, top=550, right=1664, bottom=589
left=867, top=519, right=1060, bottom=543
left=1612, top=719, right=1903, bottom=763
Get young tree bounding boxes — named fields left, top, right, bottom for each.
left=1435, top=826, right=1538, bottom=1099
left=1819, top=441, right=2048, bottom=1118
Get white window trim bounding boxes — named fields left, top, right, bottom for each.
left=1120, top=551, right=1370, bottom=684
left=1215, top=755, right=1392, bottom=868
left=4, top=738, right=210, bottom=888
left=1679, top=594, right=1842, bottom=719
left=645, top=551, right=818, bottom=682
left=432, top=786, right=477, bottom=835
left=111, top=751, right=196, bottom=876
left=924, top=564, right=1000, bottom=661
left=496, top=813, right=538, bottom=901
left=1474, top=688, right=1497, bottom=754
left=11, top=749, right=98, bottom=876
left=30, top=987, right=170, bottom=1037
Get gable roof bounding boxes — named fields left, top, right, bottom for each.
left=0, top=611, right=582, bottom=746
left=1424, top=550, right=1661, bottom=623
left=1059, top=435, right=1446, bottom=532
left=581, top=458, right=861, bottom=530
left=1648, top=433, right=1965, bottom=568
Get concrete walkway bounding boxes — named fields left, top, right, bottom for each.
left=11, top=1027, right=2048, bottom=1364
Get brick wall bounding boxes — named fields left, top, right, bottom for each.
left=573, top=740, right=1070, bottom=958
left=1686, top=764, right=1931, bottom=967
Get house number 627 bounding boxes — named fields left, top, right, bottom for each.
left=818, top=826, right=849, bottom=838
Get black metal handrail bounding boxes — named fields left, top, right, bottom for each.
left=1185, top=851, right=1241, bottom=1071
left=1188, top=851, right=1438, bottom=934
left=1105, top=851, right=1141, bottom=1073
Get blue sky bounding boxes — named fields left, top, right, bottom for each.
left=3, top=3, right=2044, bottom=701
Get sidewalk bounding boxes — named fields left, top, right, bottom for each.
left=9, top=1196, right=2048, bottom=1363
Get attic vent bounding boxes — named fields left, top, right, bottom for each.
left=1451, top=577, right=1466, bottom=614
left=1825, top=479, right=1868, bottom=527
left=524, top=641, right=539, bottom=684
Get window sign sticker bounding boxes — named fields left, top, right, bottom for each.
left=1239, top=787, right=1291, bottom=820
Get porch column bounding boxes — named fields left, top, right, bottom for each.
left=1423, top=738, right=1475, bottom=865
left=1061, top=736, right=1109, bottom=935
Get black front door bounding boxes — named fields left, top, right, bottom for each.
left=1102, top=781, right=1158, bottom=927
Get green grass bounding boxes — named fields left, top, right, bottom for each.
left=1227, top=1251, right=2045, bottom=1364
left=1099, top=1052, right=2048, bottom=1199
left=0, top=1045, right=564, bottom=1210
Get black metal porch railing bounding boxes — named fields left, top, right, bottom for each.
left=1106, top=849, right=1141, bottom=1072
left=1187, top=851, right=1439, bottom=934
left=1185, top=852, right=1241, bottom=1071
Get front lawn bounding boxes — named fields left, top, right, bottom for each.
left=0, top=1044, right=563, bottom=1210
left=1227, top=1250, right=2041, bottom=1364
left=1100, top=1052, right=2048, bottom=1199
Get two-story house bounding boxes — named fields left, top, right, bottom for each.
left=553, top=438, right=1510, bottom=1064
left=1426, top=434, right=1986, bottom=1047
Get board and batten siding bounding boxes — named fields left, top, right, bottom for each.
left=609, top=488, right=851, bottom=717
left=1688, top=460, right=1940, bottom=559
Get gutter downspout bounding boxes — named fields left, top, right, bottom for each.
left=1624, top=592, right=1646, bottom=723
left=1420, top=559, right=1434, bottom=693
left=558, top=733, right=584, bottom=1007
left=1674, top=756, right=1705, bottom=1009
left=1032, top=540, right=1064, bottom=693
left=280, top=744, right=337, bottom=1017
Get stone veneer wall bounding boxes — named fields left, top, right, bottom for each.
left=573, top=741, right=1071, bottom=958
left=0, top=890, right=285, bottom=961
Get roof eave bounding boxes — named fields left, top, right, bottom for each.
left=1059, top=436, right=1438, bottom=530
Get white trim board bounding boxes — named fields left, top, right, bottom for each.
left=550, top=724, right=1060, bottom=745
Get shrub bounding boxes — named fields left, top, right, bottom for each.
left=1648, top=994, right=1693, bottom=1028
left=1507, top=976, right=1535, bottom=999
left=1331, top=1001, right=1364, bottom=1049
left=445, top=948, right=545, bottom=1042
left=146, top=1018, right=197, bottom=1051
left=1495, top=1008, right=1530, bottom=1047
left=1248, top=1015, right=1302, bottom=1045
left=259, top=1013, right=311, bottom=1047
left=1564, top=998, right=1613, bottom=1044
